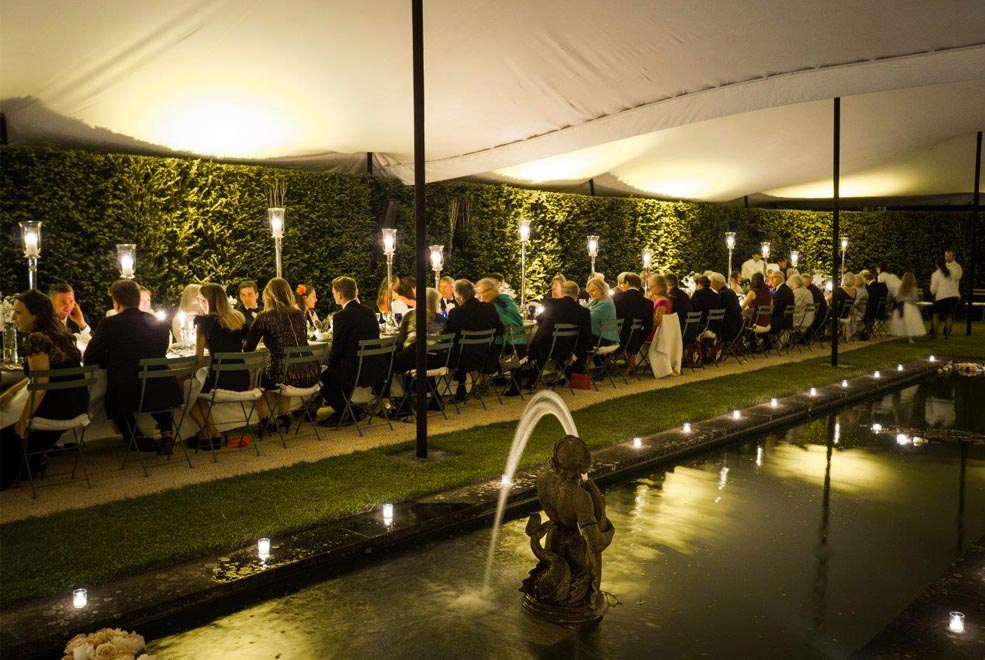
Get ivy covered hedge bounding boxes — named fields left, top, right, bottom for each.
left=1, top=145, right=978, bottom=320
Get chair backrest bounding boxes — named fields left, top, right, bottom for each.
left=682, top=311, right=704, bottom=343
left=501, top=325, right=527, bottom=351
left=26, top=364, right=100, bottom=414
left=426, top=332, right=457, bottom=368
left=135, top=355, right=197, bottom=413
left=595, top=319, right=622, bottom=349
left=208, top=350, right=270, bottom=388
left=280, top=345, right=321, bottom=366
left=547, top=323, right=580, bottom=361
left=354, top=337, right=395, bottom=388
left=458, top=328, right=497, bottom=346
left=706, top=308, right=725, bottom=323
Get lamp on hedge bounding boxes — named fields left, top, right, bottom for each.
left=429, top=244, right=444, bottom=290
left=518, top=219, right=531, bottom=313
left=116, top=244, right=136, bottom=280
left=19, top=221, right=41, bottom=290
left=760, top=241, right=771, bottom=276
left=382, top=228, right=397, bottom=331
left=268, top=208, right=285, bottom=278
left=587, top=235, right=599, bottom=276
left=840, top=236, right=848, bottom=276
left=725, top=232, right=736, bottom=281
left=642, top=247, right=653, bottom=292
left=789, top=250, right=799, bottom=269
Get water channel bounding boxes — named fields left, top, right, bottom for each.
left=150, top=374, right=985, bottom=659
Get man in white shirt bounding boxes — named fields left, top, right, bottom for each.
left=740, top=253, right=766, bottom=281
left=876, top=262, right=902, bottom=298
left=48, top=283, right=91, bottom=350
left=945, top=249, right=963, bottom=286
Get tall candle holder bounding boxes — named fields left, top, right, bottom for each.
left=382, top=228, right=397, bottom=332
left=840, top=236, right=848, bottom=276
left=268, top=208, right=285, bottom=278
left=725, top=232, right=735, bottom=281
left=20, top=221, right=41, bottom=290
left=429, top=245, right=444, bottom=290
left=760, top=241, right=771, bottom=276
left=519, top=219, right=531, bottom=313
left=116, top=244, right=136, bottom=280
left=789, top=250, right=799, bottom=269
left=642, top=247, right=653, bottom=292
left=587, top=235, right=599, bottom=277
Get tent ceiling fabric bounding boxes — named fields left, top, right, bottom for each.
left=2, top=0, right=984, bottom=200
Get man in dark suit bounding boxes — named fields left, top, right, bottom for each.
left=710, top=273, right=743, bottom=341
left=862, top=270, right=889, bottom=339
left=445, top=279, right=503, bottom=401
left=805, top=279, right=829, bottom=340
left=235, top=280, right=263, bottom=329
left=49, top=283, right=93, bottom=347
left=319, top=276, right=385, bottom=425
left=690, top=276, right=720, bottom=327
left=525, top=280, right=592, bottom=388
left=83, top=280, right=181, bottom=454
left=769, top=272, right=795, bottom=343
left=665, top=273, right=692, bottom=334
left=613, top=273, right=652, bottom=368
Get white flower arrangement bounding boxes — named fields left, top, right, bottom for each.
left=681, top=274, right=696, bottom=295
left=1, top=294, right=17, bottom=327
left=63, top=628, right=157, bottom=660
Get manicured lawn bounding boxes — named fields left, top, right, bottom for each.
left=2, top=334, right=984, bottom=607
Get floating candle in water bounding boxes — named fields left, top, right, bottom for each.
left=257, top=538, right=270, bottom=561
left=501, top=474, right=512, bottom=486
left=732, top=410, right=741, bottom=420
left=682, top=423, right=692, bottom=434
left=929, top=355, right=937, bottom=362
left=841, top=380, right=849, bottom=388
left=897, top=364, right=904, bottom=372
left=72, top=588, right=87, bottom=609
left=873, top=371, right=881, bottom=378
left=769, top=398, right=778, bottom=408
left=632, top=436, right=643, bottom=448
left=949, top=612, right=965, bottom=633
left=809, top=388, right=817, bottom=397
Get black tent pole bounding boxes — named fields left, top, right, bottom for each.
left=831, top=98, right=840, bottom=366
left=966, top=131, right=981, bottom=336
left=412, top=0, right=428, bottom=458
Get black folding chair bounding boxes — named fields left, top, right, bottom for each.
left=702, top=308, right=726, bottom=366
left=269, top=345, right=325, bottom=446
left=455, top=328, right=500, bottom=409
left=681, top=311, right=705, bottom=371
left=397, top=333, right=456, bottom=420
left=531, top=323, right=581, bottom=395
left=872, top=296, right=890, bottom=336
left=586, top=318, right=623, bottom=390
left=720, top=312, right=751, bottom=364
left=19, top=365, right=99, bottom=498
left=195, top=350, right=268, bottom=458
left=496, top=325, right=529, bottom=400
left=788, top=302, right=816, bottom=353
left=122, top=356, right=197, bottom=477
left=337, top=336, right=396, bottom=436
left=743, top=304, right=774, bottom=358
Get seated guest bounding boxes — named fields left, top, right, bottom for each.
left=741, top=272, right=772, bottom=330
left=245, top=278, right=320, bottom=432
left=789, top=275, right=815, bottom=330
left=614, top=273, right=652, bottom=367
left=295, top=283, right=320, bottom=333
left=171, top=283, right=203, bottom=343
left=189, top=283, right=248, bottom=448
left=852, top=273, right=869, bottom=339
left=236, top=280, right=263, bottom=329
left=139, top=286, right=154, bottom=314
left=536, top=274, right=569, bottom=322
left=585, top=277, right=620, bottom=346
left=827, top=273, right=857, bottom=337
left=84, top=280, right=180, bottom=454
left=525, top=281, right=592, bottom=387
left=709, top=273, right=742, bottom=341
left=612, top=272, right=631, bottom=300
left=729, top=271, right=744, bottom=295
left=390, top=288, right=446, bottom=406
left=1, top=290, right=89, bottom=489
left=318, top=277, right=386, bottom=426
left=769, top=271, right=795, bottom=334
left=647, top=275, right=673, bottom=342
left=48, top=283, right=92, bottom=350
left=740, top=253, right=766, bottom=281
left=862, top=270, right=889, bottom=338
left=665, top=273, right=692, bottom=333
left=690, top=275, right=720, bottom=327
left=445, top=279, right=503, bottom=401
left=438, top=276, right=457, bottom=314
left=805, top=274, right=829, bottom=340
left=476, top=277, right=526, bottom=355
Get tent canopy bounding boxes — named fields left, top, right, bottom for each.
left=2, top=0, right=984, bottom=201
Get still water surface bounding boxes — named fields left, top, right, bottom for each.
left=152, top=376, right=985, bottom=659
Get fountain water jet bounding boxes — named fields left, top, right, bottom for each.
left=482, top=392, right=578, bottom=593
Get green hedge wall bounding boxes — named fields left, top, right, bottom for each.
left=1, top=146, right=979, bottom=321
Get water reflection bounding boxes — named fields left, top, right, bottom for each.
left=152, top=375, right=985, bottom=660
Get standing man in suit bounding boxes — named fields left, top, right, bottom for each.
left=525, top=281, right=592, bottom=388
left=49, top=283, right=92, bottom=350
left=445, top=279, right=503, bottom=402
left=319, top=276, right=385, bottom=426
left=235, top=280, right=263, bottom=329
left=613, top=273, right=652, bottom=370
left=83, top=280, right=181, bottom=454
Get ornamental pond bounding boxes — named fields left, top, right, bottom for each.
left=149, top=373, right=985, bottom=660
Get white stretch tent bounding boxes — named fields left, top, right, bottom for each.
left=2, top=0, right=984, bottom=201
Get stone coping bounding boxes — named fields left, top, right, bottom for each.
left=0, top=358, right=947, bottom=660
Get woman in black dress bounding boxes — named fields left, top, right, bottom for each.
left=244, top=277, right=320, bottom=431
left=189, top=283, right=248, bottom=447
left=1, top=290, right=88, bottom=489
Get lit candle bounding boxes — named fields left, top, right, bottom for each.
left=73, top=588, right=87, bottom=609
left=632, top=436, right=642, bottom=448
left=682, top=423, right=691, bottom=434
left=257, top=538, right=271, bottom=560
left=429, top=245, right=444, bottom=271
left=809, top=387, right=817, bottom=397
left=268, top=208, right=285, bottom=238
left=642, top=247, right=653, bottom=269
left=770, top=398, right=778, bottom=408
left=871, top=423, right=883, bottom=432
left=120, top=254, right=134, bottom=278
left=24, top=232, right=39, bottom=257
left=725, top=232, right=736, bottom=250
left=873, top=371, right=881, bottom=379
left=897, top=364, right=903, bottom=372
left=841, top=380, right=849, bottom=388
left=382, top=503, right=394, bottom=519
left=896, top=433, right=909, bottom=445
left=518, top=219, right=531, bottom=243
left=929, top=355, right=936, bottom=362
left=501, top=474, right=512, bottom=486
left=756, top=446, right=764, bottom=466
left=760, top=241, right=770, bottom=259
left=949, top=612, right=965, bottom=633
left=587, top=235, right=599, bottom=258
left=732, top=410, right=741, bottom=420
left=789, top=250, right=799, bottom=267
left=382, top=228, right=397, bottom=256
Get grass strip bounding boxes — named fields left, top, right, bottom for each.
left=3, top=335, right=983, bottom=607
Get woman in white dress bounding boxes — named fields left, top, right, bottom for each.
left=888, top=272, right=925, bottom=343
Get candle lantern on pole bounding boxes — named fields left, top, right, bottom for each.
left=116, top=244, right=136, bottom=280
left=19, top=221, right=41, bottom=290
left=642, top=247, right=653, bottom=292
left=518, top=219, right=531, bottom=313
left=725, top=232, right=736, bottom=280
left=587, top=235, right=599, bottom=276
left=760, top=241, right=771, bottom=276
left=268, top=208, right=285, bottom=278
left=429, top=245, right=444, bottom=290
left=382, top=228, right=398, bottom=331
left=840, top=236, right=849, bottom=276
left=789, top=250, right=799, bottom=269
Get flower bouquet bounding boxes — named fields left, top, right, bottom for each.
left=63, top=628, right=158, bottom=660
left=1, top=293, right=19, bottom=365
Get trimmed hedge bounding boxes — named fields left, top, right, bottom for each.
left=0, top=146, right=979, bottom=320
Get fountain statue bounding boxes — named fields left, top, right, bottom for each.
left=520, top=434, right=615, bottom=625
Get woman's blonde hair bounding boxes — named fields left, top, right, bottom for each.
left=586, top=277, right=608, bottom=298
left=263, top=277, right=298, bottom=312
left=179, top=283, right=202, bottom=313
left=841, top=272, right=855, bottom=288
left=200, top=283, right=244, bottom=330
